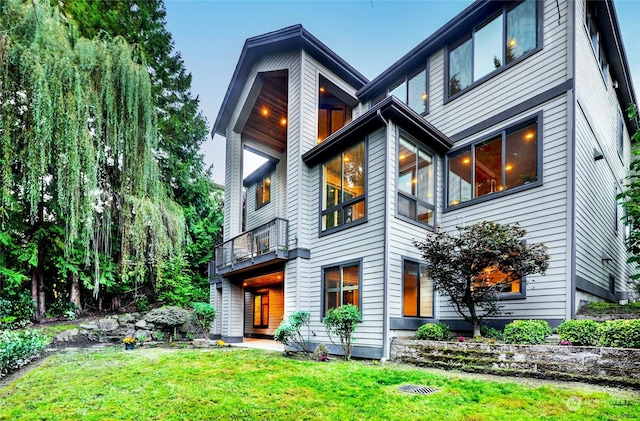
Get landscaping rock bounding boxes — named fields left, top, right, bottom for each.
left=97, top=318, right=119, bottom=332
left=135, top=320, right=147, bottom=328
left=79, top=322, right=98, bottom=330
left=54, top=328, right=79, bottom=342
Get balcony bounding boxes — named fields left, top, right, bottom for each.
left=214, top=218, right=289, bottom=276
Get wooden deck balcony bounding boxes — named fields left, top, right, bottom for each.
left=213, top=218, right=289, bottom=276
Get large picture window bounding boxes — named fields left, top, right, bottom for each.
left=448, top=0, right=538, bottom=96
left=403, top=260, right=433, bottom=318
left=323, top=261, right=361, bottom=316
left=474, top=265, right=522, bottom=295
left=398, top=134, right=435, bottom=226
left=321, top=141, right=366, bottom=232
left=448, top=119, right=539, bottom=207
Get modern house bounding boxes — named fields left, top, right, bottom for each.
left=209, top=0, right=637, bottom=359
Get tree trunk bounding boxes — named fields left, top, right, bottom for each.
left=473, top=321, right=481, bottom=338
left=111, top=295, right=121, bottom=311
left=37, top=271, right=45, bottom=321
left=69, top=273, right=82, bottom=314
left=31, top=269, right=39, bottom=322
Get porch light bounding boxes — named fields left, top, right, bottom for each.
left=261, top=107, right=269, bottom=117
left=320, top=87, right=325, bottom=92
left=525, top=132, right=534, bottom=140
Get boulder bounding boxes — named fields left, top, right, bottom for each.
left=97, top=317, right=119, bottom=332
left=79, top=322, right=98, bottom=330
left=135, top=320, right=147, bottom=328
left=54, top=328, right=79, bottom=342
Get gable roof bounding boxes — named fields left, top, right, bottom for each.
left=212, top=24, right=369, bottom=137
left=302, top=96, right=454, bottom=166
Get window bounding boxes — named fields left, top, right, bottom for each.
left=398, top=134, right=434, bottom=226
left=387, top=66, right=428, bottom=114
left=448, top=119, right=538, bottom=207
left=585, top=1, right=609, bottom=79
left=403, top=259, right=434, bottom=318
left=323, top=261, right=361, bottom=315
left=448, top=0, right=538, bottom=96
left=253, top=292, right=269, bottom=328
left=617, top=110, right=624, bottom=158
left=609, top=275, right=616, bottom=295
left=318, top=76, right=352, bottom=143
left=321, top=141, right=366, bottom=232
left=256, top=174, right=271, bottom=208
left=474, top=265, right=522, bottom=295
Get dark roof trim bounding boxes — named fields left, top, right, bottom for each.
left=302, top=96, right=453, bottom=166
left=357, top=0, right=487, bottom=99
left=602, top=0, right=638, bottom=134
left=243, top=159, right=278, bottom=187
left=213, top=24, right=369, bottom=137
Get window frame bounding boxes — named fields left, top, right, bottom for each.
left=321, top=259, right=363, bottom=318
left=255, top=173, right=272, bottom=210
left=445, top=0, right=543, bottom=101
left=401, top=257, right=435, bottom=319
left=386, top=64, right=429, bottom=115
left=474, top=265, right=527, bottom=300
left=617, top=109, right=624, bottom=160
left=253, top=291, right=269, bottom=328
left=584, top=1, right=610, bottom=86
left=395, top=130, right=437, bottom=229
left=445, top=113, right=543, bottom=211
left=318, top=139, right=368, bottom=237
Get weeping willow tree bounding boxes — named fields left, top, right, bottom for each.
left=0, top=0, right=184, bottom=319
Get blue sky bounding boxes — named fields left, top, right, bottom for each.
left=164, top=0, right=640, bottom=184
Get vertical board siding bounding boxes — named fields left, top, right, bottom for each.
left=243, top=285, right=285, bottom=336
left=574, top=0, right=633, bottom=299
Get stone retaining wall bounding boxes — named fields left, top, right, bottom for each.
left=391, top=339, right=640, bottom=389
left=52, top=312, right=197, bottom=344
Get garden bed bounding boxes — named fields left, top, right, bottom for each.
left=391, top=338, right=640, bottom=389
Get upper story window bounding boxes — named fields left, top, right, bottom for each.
left=321, top=140, right=366, bottom=233
left=397, top=133, right=435, bottom=226
left=256, top=173, right=271, bottom=209
left=387, top=66, right=428, bottom=115
left=617, top=110, right=624, bottom=158
left=447, top=118, right=539, bottom=207
left=448, top=0, right=538, bottom=96
left=585, top=1, right=609, bottom=80
left=323, top=260, right=361, bottom=316
left=318, top=76, right=352, bottom=143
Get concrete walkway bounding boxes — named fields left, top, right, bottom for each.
left=229, top=338, right=283, bottom=352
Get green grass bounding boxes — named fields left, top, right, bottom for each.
left=34, top=323, right=79, bottom=339
left=1, top=348, right=638, bottom=420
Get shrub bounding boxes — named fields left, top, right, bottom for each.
left=191, top=302, right=216, bottom=338
left=555, top=319, right=600, bottom=346
left=323, top=304, right=362, bottom=361
left=0, top=329, right=50, bottom=376
left=145, top=306, right=192, bottom=341
left=135, top=296, right=151, bottom=312
left=503, top=320, right=552, bottom=345
left=311, top=343, right=329, bottom=361
left=597, top=319, right=640, bottom=348
left=415, top=323, right=450, bottom=341
left=480, top=325, right=503, bottom=341
left=273, top=311, right=311, bottom=354
left=0, top=293, right=34, bottom=329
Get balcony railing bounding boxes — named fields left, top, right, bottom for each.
left=214, top=218, right=289, bottom=275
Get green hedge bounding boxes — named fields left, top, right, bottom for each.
left=416, top=323, right=450, bottom=341
left=0, top=329, right=50, bottom=376
left=597, top=319, right=640, bottom=348
left=503, top=320, right=552, bottom=345
left=555, top=319, right=600, bottom=346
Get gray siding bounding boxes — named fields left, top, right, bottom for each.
left=245, top=163, right=279, bottom=231
left=302, top=127, right=386, bottom=351
left=574, top=0, right=632, bottom=303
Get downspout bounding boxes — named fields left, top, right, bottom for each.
left=569, top=0, right=577, bottom=320
left=377, top=109, right=390, bottom=360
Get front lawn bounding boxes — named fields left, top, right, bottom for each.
left=0, top=347, right=638, bottom=420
